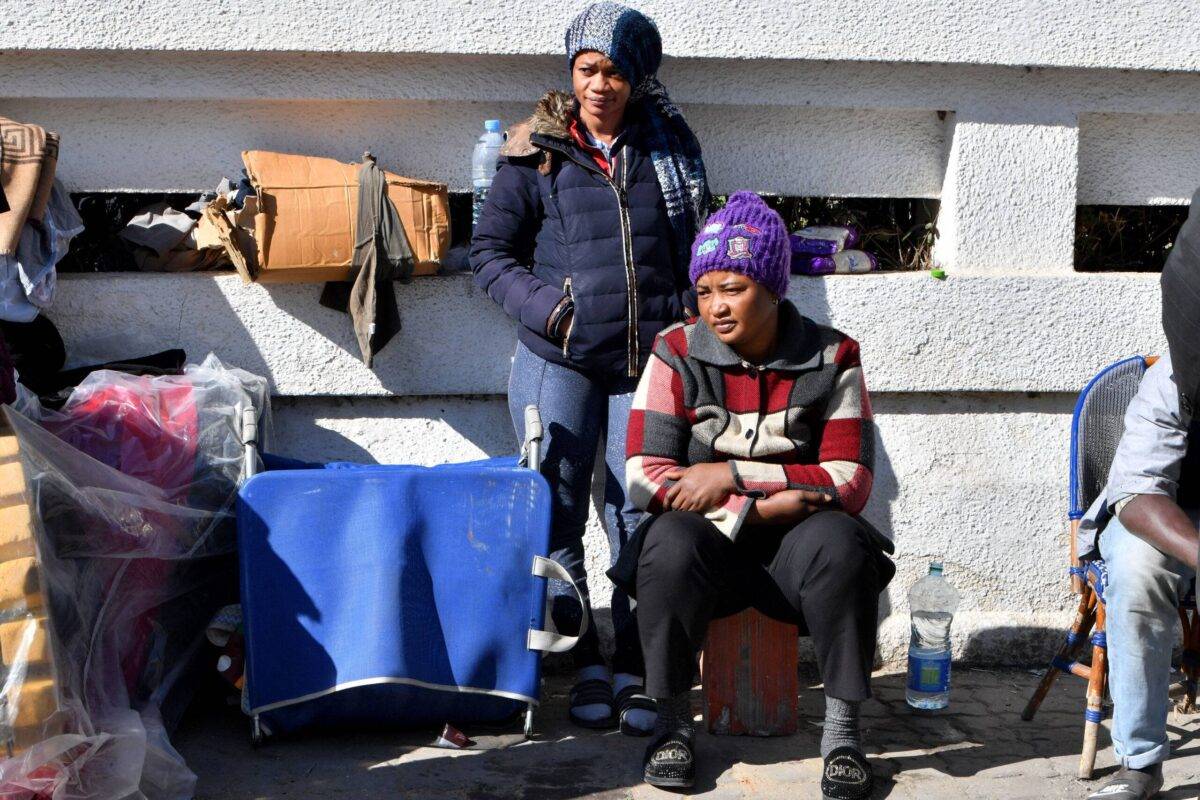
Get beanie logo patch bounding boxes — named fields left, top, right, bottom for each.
left=702, top=222, right=724, bottom=234
left=732, top=223, right=761, bottom=234
left=695, top=238, right=720, bottom=256
left=727, top=236, right=753, bottom=260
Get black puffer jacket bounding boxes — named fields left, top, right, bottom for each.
left=469, top=91, right=696, bottom=378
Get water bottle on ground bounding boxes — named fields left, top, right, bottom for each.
left=906, top=562, right=961, bottom=710
left=471, top=119, right=504, bottom=229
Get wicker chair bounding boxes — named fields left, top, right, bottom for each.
left=1021, top=355, right=1200, bottom=779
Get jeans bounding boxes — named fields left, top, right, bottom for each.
left=1100, top=513, right=1197, bottom=768
left=508, top=341, right=644, bottom=674
left=635, top=510, right=891, bottom=699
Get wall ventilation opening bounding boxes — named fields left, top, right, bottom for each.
left=1075, top=205, right=1189, bottom=272
left=59, top=192, right=938, bottom=274
left=451, top=194, right=939, bottom=273
left=749, top=196, right=938, bottom=272
left=60, top=192, right=217, bottom=273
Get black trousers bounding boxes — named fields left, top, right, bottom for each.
left=635, top=509, right=893, bottom=700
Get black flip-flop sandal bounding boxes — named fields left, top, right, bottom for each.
left=568, top=678, right=615, bottom=729
left=615, top=684, right=656, bottom=736
left=643, top=730, right=695, bottom=789
left=821, top=746, right=873, bottom=800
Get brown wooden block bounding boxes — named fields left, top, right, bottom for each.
left=0, top=432, right=35, bottom=564
left=0, top=617, right=49, bottom=668
left=702, top=608, right=799, bottom=736
left=0, top=504, right=35, bottom=563
left=8, top=724, right=52, bottom=755
left=0, top=558, right=42, bottom=614
left=1, top=682, right=65, bottom=756
left=7, top=677, right=58, bottom=730
left=0, top=460, right=24, bottom=504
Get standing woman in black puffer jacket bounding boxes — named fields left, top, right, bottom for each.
left=470, top=1, right=710, bottom=735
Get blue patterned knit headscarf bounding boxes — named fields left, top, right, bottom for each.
left=565, top=2, right=712, bottom=269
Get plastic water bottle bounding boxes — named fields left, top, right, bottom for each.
left=906, top=562, right=961, bottom=710
left=471, top=119, right=504, bottom=228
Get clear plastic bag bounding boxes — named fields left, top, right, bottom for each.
left=0, top=355, right=269, bottom=799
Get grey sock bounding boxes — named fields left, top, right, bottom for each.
left=652, top=692, right=695, bottom=740
left=821, top=696, right=861, bottom=758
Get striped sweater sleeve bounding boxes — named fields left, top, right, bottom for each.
left=729, top=337, right=875, bottom=514
left=626, top=335, right=754, bottom=540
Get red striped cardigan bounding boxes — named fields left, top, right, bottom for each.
left=625, top=300, right=874, bottom=540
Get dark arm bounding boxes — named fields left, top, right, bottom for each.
left=1119, top=494, right=1199, bottom=568
left=1103, top=357, right=1196, bottom=566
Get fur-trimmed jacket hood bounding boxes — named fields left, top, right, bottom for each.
left=500, top=90, right=575, bottom=169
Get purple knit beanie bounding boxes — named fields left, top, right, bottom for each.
left=688, top=191, right=789, bottom=298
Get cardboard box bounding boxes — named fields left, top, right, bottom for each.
left=236, top=150, right=450, bottom=283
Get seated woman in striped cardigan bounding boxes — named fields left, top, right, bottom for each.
left=611, top=192, right=896, bottom=798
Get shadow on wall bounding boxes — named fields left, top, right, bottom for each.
left=50, top=273, right=520, bottom=470
left=791, top=275, right=902, bottom=637
left=263, top=283, right=442, bottom=399
left=52, top=272, right=519, bottom=464
left=268, top=399, right=379, bottom=464
left=960, top=626, right=1065, bottom=667
left=270, top=395, right=517, bottom=466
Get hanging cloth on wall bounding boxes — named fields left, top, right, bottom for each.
left=319, top=153, right=413, bottom=367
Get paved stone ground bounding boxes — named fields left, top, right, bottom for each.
left=175, top=667, right=1200, bottom=799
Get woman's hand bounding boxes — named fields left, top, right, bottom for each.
left=747, top=489, right=832, bottom=526
left=663, top=463, right=737, bottom=512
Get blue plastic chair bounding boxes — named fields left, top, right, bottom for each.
left=1021, top=355, right=1200, bottom=779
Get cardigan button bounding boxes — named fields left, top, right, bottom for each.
left=745, top=429, right=754, bottom=440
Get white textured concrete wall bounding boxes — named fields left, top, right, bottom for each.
left=9, top=0, right=1200, bottom=664
left=4, top=1, right=1199, bottom=72
left=48, top=273, right=1168, bottom=397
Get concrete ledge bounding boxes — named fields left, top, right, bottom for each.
left=49, top=271, right=1166, bottom=398
left=5, top=1, right=1198, bottom=73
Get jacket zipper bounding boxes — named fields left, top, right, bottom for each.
left=608, top=152, right=639, bottom=377
left=562, top=277, right=574, bottom=357
left=534, top=135, right=640, bottom=377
